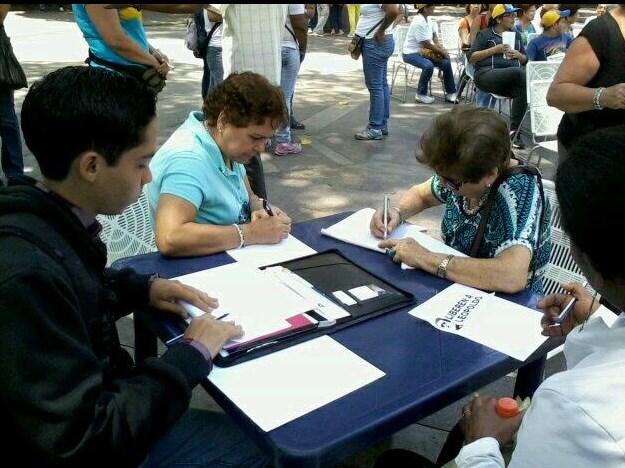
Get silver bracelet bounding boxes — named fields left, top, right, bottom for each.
left=233, top=224, right=245, bottom=249
left=593, top=87, right=605, bottom=110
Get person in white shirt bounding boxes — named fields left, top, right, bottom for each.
left=204, top=9, right=223, bottom=93
left=402, top=4, right=457, bottom=104
left=455, top=126, right=625, bottom=468
left=353, top=4, right=399, bottom=141
left=584, top=3, right=608, bottom=25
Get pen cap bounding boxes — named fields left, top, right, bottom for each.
left=496, top=397, right=519, bottom=418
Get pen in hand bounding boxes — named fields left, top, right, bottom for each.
left=549, top=281, right=589, bottom=327
left=263, top=199, right=275, bottom=217
left=383, top=194, right=389, bottom=240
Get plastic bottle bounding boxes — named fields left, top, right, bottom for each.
left=497, top=397, right=520, bottom=463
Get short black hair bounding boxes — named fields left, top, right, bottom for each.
left=21, top=66, right=157, bottom=181
left=559, top=4, right=580, bottom=15
left=556, top=126, right=625, bottom=280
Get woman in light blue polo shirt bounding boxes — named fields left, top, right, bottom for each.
left=147, top=72, right=292, bottom=257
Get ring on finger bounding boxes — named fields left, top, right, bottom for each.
left=462, top=407, right=470, bottom=419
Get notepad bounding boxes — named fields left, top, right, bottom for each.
left=409, top=284, right=548, bottom=361
left=321, top=208, right=466, bottom=269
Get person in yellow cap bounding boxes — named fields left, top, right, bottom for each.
left=468, top=4, right=528, bottom=148
left=526, top=9, right=573, bottom=61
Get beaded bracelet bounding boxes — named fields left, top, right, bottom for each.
left=233, top=224, right=245, bottom=249
left=593, top=87, right=605, bottom=110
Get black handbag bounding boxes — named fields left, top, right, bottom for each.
left=0, top=24, right=27, bottom=90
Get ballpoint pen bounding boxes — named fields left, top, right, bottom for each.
left=549, top=281, right=589, bottom=327
left=383, top=194, right=389, bottom=240
left=166, top=312, right=231, bottom=345
left=263, top=198, right=275, bottom=217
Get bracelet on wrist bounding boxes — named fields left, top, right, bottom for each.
left=233, top=224, right=245, bottom=249
left=392, top=206, right=404, bottom=224
left=593, top=87, right=605, bottom=110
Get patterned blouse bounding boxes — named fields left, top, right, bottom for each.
left=431, top=172, right=551, bottom=294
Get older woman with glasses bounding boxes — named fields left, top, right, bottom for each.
left=370, top=105, right=551, bottom=295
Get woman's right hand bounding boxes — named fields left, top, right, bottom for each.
left=494, top=43, right=509, bottom=55
left=248, top=214, right=291, bottom=244
left=370, top=208, right=401, bottom=239
left=539, top=282, right=599, bottom=337
left=600, top=83, right=625, bottom=110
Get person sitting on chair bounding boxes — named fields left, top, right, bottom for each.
left=0, top=66, right=266, bottom=466
left=468, top=4, right=528, bottom=148
left=526, top=9, right=573, bottom=61
left=147, top=72, right=292, bottom=257
left=402, top=4, right=457, bottom=104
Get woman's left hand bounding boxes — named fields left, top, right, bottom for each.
left=378, top=238, right=429, bottom=269
left=374, top=29, right=386, bottom=44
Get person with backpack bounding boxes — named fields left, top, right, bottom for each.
left=186, top=8, right=223, bottom=98
left=0, top=66, right=267, bottom=466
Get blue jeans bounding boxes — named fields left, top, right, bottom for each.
left=142, top=409, right=268, bottom=467
left=0, top=89, right=23, bottom=179
left=402, top=52, right=457, bottom=96
left=276, top=47, right=300, bottom=143
left=362, top=36, right=394, bottom=130
left=201, top=47, right=224, bottom=98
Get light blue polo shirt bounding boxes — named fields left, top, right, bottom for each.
left=147, top=111, right=250, bottom=226
left=72, top=5, right=150, bottom=70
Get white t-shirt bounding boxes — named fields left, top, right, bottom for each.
left=282, top=4, right=305, bottom=49
left=203, top=10, right=223, bottom=48
left=356, top=4, right=397, bottom=39
left=403, top=13, right=435, bottom=54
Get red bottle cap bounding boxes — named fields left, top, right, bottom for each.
left=496, top=397, right=519, bottom=418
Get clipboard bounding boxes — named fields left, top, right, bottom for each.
left=214, top=249, right=415, bottom=366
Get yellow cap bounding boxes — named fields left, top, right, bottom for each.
left=415, top=4, right=429, bottom=10
left=491, top=4, right=520, bottom=19
left=542, top=9, right=571, bottom=28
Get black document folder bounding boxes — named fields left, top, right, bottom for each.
left=214, top=249, right=415, bottom=366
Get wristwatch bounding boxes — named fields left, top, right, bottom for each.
left=437, top=254, right=454, bottom=279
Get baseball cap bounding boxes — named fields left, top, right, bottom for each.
left=415, top=4, right=429, bottom=11
left=491, top=4, right=520, bottom=19
left=542, top=9, right=571, bottom=27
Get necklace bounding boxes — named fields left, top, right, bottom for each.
left=462, top=189, right=490, bottom=216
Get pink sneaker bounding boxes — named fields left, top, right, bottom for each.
left=274, top=142, right=302, bottom=155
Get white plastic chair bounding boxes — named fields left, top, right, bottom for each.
left=525, top=79, right=563, bottom=167
left=390, top=24, right=413, bottom=102
left=513, top=61, right=560, bottom=141
left=97, top=189, right=157, bottom=266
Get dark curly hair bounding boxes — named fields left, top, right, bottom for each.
left=202, top=72, right=287, bottom=129
left=417, top=105, right=511, bottom=182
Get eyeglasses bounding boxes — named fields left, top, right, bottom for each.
left=437, top=173, right=470, bottom=192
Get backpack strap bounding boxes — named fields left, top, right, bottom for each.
left=469, top=163, right=546, bottom=286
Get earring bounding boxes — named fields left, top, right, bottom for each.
left=486, top=182, right=492, bottom=188
left=218, top=125, right=223, bottom=133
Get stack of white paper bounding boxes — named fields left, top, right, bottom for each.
left=173, top=263, right=314, bottom=345
left=208, top=336, right=385, bottom=431
left=227, top=234, right=316, bottom=268
left=409, top=284, right=548, bottom=361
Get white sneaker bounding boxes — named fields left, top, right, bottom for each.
left=415, top=94, right=435, bottom=104
left=445, top=93, right=458, bottom=103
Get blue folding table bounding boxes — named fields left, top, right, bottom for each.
left=114, top=212, right=557, bottom=467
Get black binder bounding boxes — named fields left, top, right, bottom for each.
left=214, top=249, right=415, bottom=366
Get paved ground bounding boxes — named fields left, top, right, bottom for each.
left=4, top=6, right=582, bottom=466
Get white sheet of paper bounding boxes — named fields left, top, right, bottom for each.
left=226, top=234, right=317, bottom=268
left=320, top=208, right=427, bottom=253
left=173, top=263, right=314, bottom=344
left=502, top=31, right=516, bottom=50
left=208, top=336, right=385, bottom=432
left=409, top=284, right=548, bottom=361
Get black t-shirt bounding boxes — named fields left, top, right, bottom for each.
left=557, top=13, right=625, bottom=149
left=469, top=27, right=525, bottom=72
